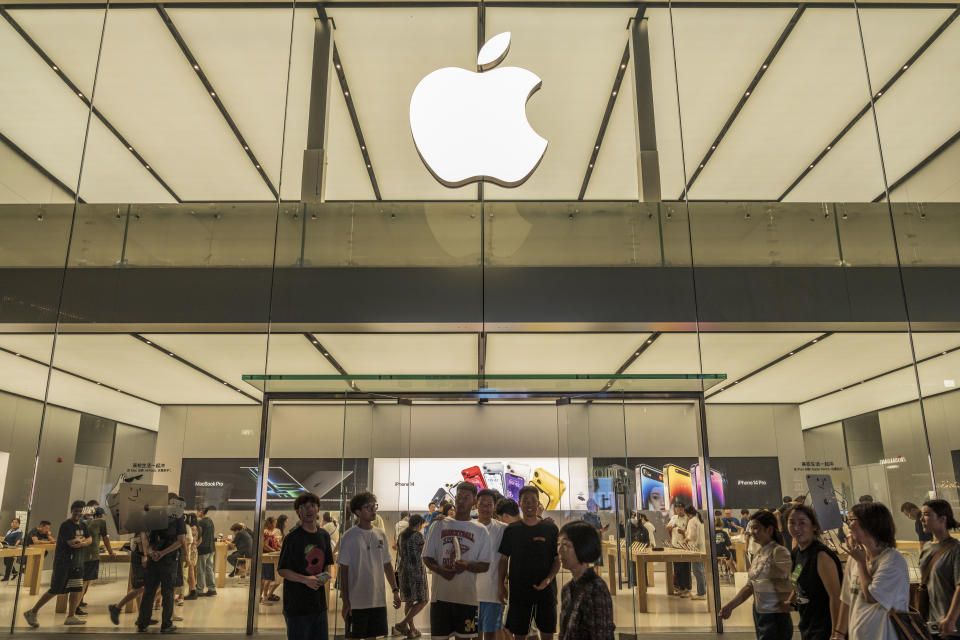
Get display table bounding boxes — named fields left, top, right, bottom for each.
left=601, top=540, right=654, bottom=596
left=214, top=541, right=231, bottom=588
left=56, top=551, right=131, bottom=613
left=732, top=538, right=749, bottom=572
left=631, top=548, right=707, bottom=613
left=0, top=545, right=47, bottom=595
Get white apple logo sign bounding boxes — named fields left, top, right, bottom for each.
left=410, top=32, right=548, bottom=188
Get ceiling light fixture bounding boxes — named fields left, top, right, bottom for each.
left=344, top=91, right=349, bottom=96
left=762, top=64, right=768, bottom=69
left=210, top=91, right=216, bottom=96
left=193, top=64, right=199, bottom=70
left=77, top=92, right=83, bottom=98
left=903, top=65, right=908, bottom=70
left=745, top=91, right=750, bottom=96
left=945, top=379, right=956, bottom=388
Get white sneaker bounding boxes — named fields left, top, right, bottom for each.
left=64, top=616, right=87, bottom=625
left=171, top=615, right=183, bottom=622
left=23, top=610, right=38, bottom=628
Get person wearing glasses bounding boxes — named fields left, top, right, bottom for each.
left=338, top=493, right=401, bottom=640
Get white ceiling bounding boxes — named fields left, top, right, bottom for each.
left=1, top=6, right=957, bottom=203
left=0, top=331, right=958, bottom=431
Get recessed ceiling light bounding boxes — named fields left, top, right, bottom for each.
left=903, top=65, right=908, bottom=70
left=620, top=63, right=626, bottom=69
left=827, top=146, right=832, bottom=150
left=612, top=91, right=616, bottom=96
left=243, top=146, right=248, bottom=150
left=344, top=91, right=349, bottom=96
left=323, top=352, right=329, bottom=357
left=14, top=353, right=20, bottom=357
left=635, top=352, right=640, bottom=356
left=813, top=339, right=818, bottom=343
left=789, top=352, right=794, bottom=355
left=210, top=91, right=216, bottom=96
left=145, top=165, right=150, bottom=169
left=945, top=379, right=956, bottom=388
left=255, top=165, right=260, bottom=169
left=168, top=353, right=174, bottom=357
left=193, top=64, right=199, bottom=70
left=809, top=164, right=814, bottom=169
left=745, top=91, right=750, bottom=96
left=77, top=92, right=83, bottom=98
left=145, top=341, right=152, bottom=345
left=762, top=64, right=768, bottom=69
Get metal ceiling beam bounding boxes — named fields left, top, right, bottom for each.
left=156, top=4, right=279, bottom=200
left=872, top=129, right=960, bottom=203
left=303, top=333, right=361, bottom=391
left=801, top=341, right=960, bottom=405
left=0, top=7, right=179, bottom=202
left=600, top=331, right=661, bottom=392
left=4, top=2, right=956, bottom=9
left=0, top=130, right=83, bottom=203
left=705, top=332, right=831, bottom=398
left=679, top=4, right=805, bottom=199
left=0, top=344, right=159, bottom=405
left=578, top=42, right=631, bottom=200
left=780, top=7, right=959, bottom=201
left=319, top=8, right=382, bottom=200
left=130, top=333, right=261, bottom=402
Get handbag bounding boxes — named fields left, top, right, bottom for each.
left=911, top=538, right=955, bottom=618
left=890, top=610, right=932, bottom=640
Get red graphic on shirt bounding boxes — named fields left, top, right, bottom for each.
left=305, top=544, right=325, bottom=575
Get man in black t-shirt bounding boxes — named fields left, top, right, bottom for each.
left=498, top=486, right=560, bottom=640
left=24, top=521, right=53, bottom=547
left=278, top=492, right=334, bottom=640
left=22, top=502, right=91, bottom=628
left=196, top=507, right=217, bottom=596
left=136, top=498, right=187, bottom=633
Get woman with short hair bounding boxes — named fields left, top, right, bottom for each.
left=831, top=502, right=909, bottom=640
left=919, top=499, right=960, bottom=638
left=557, top=521, right=614, bottom=640
left=719, top=510, right=794, bottom=640
left=787, top=504, right=842, bottom=640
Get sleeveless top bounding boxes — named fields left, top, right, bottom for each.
left=791, top=540, right=842, bottom=640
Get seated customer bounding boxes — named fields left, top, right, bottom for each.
left=227, top=523, right=254, bottom=577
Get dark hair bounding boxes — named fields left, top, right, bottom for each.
left=349, top=492, right=377, bottom=516
left=749, top=510, right=784, bottom=545
left=456, top=481, right=478, bottom=497
left=787, top=504, right=823, bottom=538
left=428, top=501, right=437, bottom=507
left=714, top=516, right=723, bottom=527
left=321, top=512, right=332, bottom=523
left=740, top=509, right=749, bottom=515
left=439, top=500, right=453, bottom=514
left=640, top=513, right=649, bottom=523
left=265, top=516, right=276, bottom=527
left=70, top=500, right=86, bottom=511
left=496, top=498, right=520, bottom=517
left=900, top=502, right=919, bottom=513
left=477, top=489, right=498, bottom=503
left=203, top=506, right=215, bottom=515
left=400, top=514, right=425, bottom=542
left=684, top=504, right=703, bottom=522
left=850, top=502, right=895, bottom=547
left=39, top=520, right=51, bottom=527
left=782, top=496, right=793, bottom=504
left=185, top=513, right=198, bottom=527
left=230, top=522, right=244, bottom=532
left=858, top=495, right=874, bottom=503
left=518, top=486, right=540, bottom=503
left=399, top=511, right=409, bottom=519
left=293, top=492, right=321, bottom=512
left=560, top=521, right=602, bottom=564
left=11, top=518, right=19, bottom=525
left=922, top=499, right=960, bottom=530
left=277, top=514, right=288, bottom=533
left=86, top=499, right=99, bottom=507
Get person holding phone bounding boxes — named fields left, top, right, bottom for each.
left=278, top=492, right=334, bottom=640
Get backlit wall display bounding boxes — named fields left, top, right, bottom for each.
left=179, top=458, right=367, bottom=509
left=372, top=458, right=589, bottom=511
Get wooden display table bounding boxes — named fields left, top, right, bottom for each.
left=732, top=538, right=749, bottom=572
left=601, top=540, right=654, bottom=596
left=631, top=548, right=707, bottom=613
left=0, top=545, right=47, bottom=595
left=214, top=541, right=231, bottom=588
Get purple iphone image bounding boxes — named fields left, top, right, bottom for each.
left=505, top=473, right=525, bottom=502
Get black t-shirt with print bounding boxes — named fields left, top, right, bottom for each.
left=54, top=519, right=89, bottom=567
left=498, top=519, right=559, bottom=603
left=148, top=517, right=186, bottom=556
left=278, top=525, right=334, bottom=616
left=25, top=528, right=51, bottom=548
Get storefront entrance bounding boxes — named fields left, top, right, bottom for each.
left=226, top=374, right=732, bottom=635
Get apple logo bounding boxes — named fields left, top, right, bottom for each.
left=410, top=32, right=547, bottom=188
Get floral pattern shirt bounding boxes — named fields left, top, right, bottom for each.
left=559, top=568, right=615, bottom=640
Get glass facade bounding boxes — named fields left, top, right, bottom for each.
left=0, top=1, right=958, bottom=636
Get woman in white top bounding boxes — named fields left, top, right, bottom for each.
left=684, top=505, right=707, bottom=599
left=832, top=502, right=909, bottom=640
left=720, top=510, right=794, bottom=640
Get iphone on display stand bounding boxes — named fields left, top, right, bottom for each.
left=430, top=487, right=448, bottom=506
left=482, top=462, right=505, bottom=494
left=461, top=466, right=487, bottom=490
left=664, top=464, right=692, bottom=507
left=691, top=464, right=726, bottom=509
left=505, top=462, right=530, bottom=480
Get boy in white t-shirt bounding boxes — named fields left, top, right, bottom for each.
left=338, top=492, right=401, bottom=640
left=422, top=482, right=491, bottom=640
left=475, top=489, right=507, bottom=640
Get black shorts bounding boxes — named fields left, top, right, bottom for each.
left=429, top=600, right=478, bottom=638
left=82, top=559, right=99, bottom=581
left=130, top=554, right=145, bottom=589
left=346, top=607, right=387, bottom=639
left=506, top=597, right=556, bottom=636
left=48, top=563, right=83, bottom=595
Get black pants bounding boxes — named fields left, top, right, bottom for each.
left=3, top=557, right=21, bottom=579
left=753, top=609, right=793, bottom=640
left=137, top=557, right=176, bottom=629
left=674, top=561, right=692, bottom=592
left=227, top=551, right=246, bottom=570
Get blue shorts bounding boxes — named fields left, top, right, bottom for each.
left=478, top=602, right=504, bottom=633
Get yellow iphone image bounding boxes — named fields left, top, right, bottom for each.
left=531, top=467, right=566, bottom=510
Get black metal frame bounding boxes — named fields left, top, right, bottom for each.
left=246, top=387, right=717, bottom=634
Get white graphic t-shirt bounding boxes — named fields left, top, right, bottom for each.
left=422, top=518, right=491, bottom=606
left=477, top=519, right=507, bottom=604
left=338, top=525, right=391, bottom=610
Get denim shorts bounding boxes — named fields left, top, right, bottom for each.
left=478, top=602, right=504, bottom=633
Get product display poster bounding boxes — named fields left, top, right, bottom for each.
left=592, top=456, right=782, bottom=511
left=179, top=458, right=366, bottom=509
left=372, top=457, right=590, bottom=511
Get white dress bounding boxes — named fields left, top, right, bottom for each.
left=841, top=547, right=910, bottom=640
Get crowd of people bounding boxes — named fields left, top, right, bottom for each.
left=10, top=488, right=960, bottom=640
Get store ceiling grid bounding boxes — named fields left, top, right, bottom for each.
left=0, top=331, right=957, bottom=432
left=1, top=5, right=957, bottom=203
